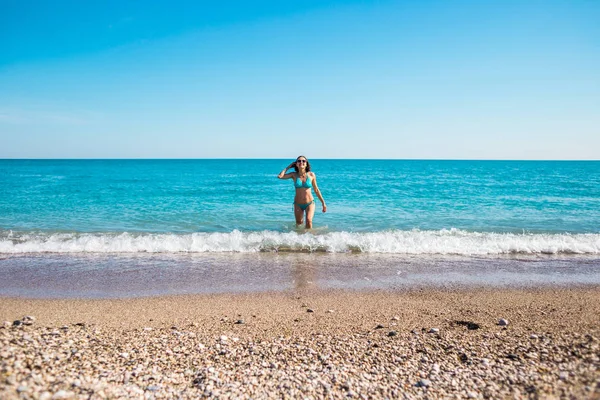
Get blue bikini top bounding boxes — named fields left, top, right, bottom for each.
left=294, top=174, right=313, bottom=189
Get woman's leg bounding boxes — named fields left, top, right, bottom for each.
left=305, top=202, right=316, bottom=229
left=294, top=205, right=304, bottom=225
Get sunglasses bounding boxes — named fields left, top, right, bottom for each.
left=296, top=160, right=307, bottom=164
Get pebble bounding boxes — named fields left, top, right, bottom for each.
left=530, top=334, right=539, bottom=339
left=375, top=324, right=385, bottom=329
left=235, top=319, right=245, bottom=324
left=306, top=309, right=314, bottom=313
left=416, top=379, right=431, bottom=388
left=52, top=390, right=73, bottom=399
left=387, top=330, right=398, bottom=337
left=498, top=319, right=509, bottom=326
left=559, top=371, right=569, bottom=380
left=428, top=328, right=440, bottom=334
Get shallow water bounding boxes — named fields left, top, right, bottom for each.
left=1, top=253, right=599, bottom=298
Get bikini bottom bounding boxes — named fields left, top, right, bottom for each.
left=293, top=200, right=314, bottom=211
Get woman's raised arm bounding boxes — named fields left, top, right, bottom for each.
left=278, top=163, right=296, bottom=179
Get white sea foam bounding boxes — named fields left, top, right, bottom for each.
left=1, top=229, right=599, bottom=255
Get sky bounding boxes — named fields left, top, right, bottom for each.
left=1, top=0, right=599, bottom=159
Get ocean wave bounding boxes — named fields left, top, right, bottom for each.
left=1, top=229, right=599, bottom=255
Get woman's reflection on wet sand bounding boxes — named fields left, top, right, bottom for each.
left=291, top=257, right=317, bottom=291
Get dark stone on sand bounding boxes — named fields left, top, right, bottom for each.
left=388, top=331, right=398, bottom=337
left=235, top=319, right=244, bottom=324
left=455, top=320, right=481, bottom=330
left=12, top=320, right=22, bottom=327
left=307, top=309, right=314, bottom=313
left=375, top=324, right=385, bottom=329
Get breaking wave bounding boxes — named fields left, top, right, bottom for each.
left=1, top=229, right=599, bottom=255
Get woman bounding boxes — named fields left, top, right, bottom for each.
left=277, top=156, right=326, bottom=229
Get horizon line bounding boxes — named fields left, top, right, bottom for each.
left=1, top=157, right=599, bottom=162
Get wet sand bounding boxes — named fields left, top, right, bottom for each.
left=1, top=287, right=599, bottom=398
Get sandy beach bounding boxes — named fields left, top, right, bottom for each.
left=1, top=287, right=599, bottom=399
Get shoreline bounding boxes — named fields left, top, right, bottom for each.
left=2, top=252, right=600, bottom=299
left=1, top=287, right=599, bottom=398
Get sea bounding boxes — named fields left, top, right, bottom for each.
left=1, top=159, right=599, bottom=298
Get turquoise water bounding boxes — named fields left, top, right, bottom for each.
left=1, top=159, right=599, bottom=254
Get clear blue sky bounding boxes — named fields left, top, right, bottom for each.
left=1, top=0, right=599, bottom=159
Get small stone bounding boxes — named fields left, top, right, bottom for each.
left=146, top=385, right=160, bottom=392
left=530, top=334, right=538, bottom=339
left=120, top=352, right=129, bottom=358
left=12, top=320, right=22, bottom=327
left=559, top=371, right=568, bottom=380
left=391, top=316, right=399, bottom=321
left=220, top=335, right=228, bottom=342
left=306, top=309, right=314, bottom=313
left=22, top=316, right=35, bottom=325
left=235, top=319, right=244, bottom=324
left=416, top=379, right=431, bottom=388
left=467, top=391, right=478, bottom=398
left=52, top=390, right=73, bottom=399
left=326, top=309, right=335, bottom=313
left=375, top=324, right=385, bottom=329
left=388, top=331, right=398, bottom=337
left=428, top=328, right=439, bottom=334
left=39, top=392, right=52, bottom=400
left=498, top=319, right=509, bottom=326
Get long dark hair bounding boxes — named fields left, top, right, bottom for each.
left=293, top=155, right=311, bottom=173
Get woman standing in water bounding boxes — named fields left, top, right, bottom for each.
left=278, top=156, right=327, bottom=229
